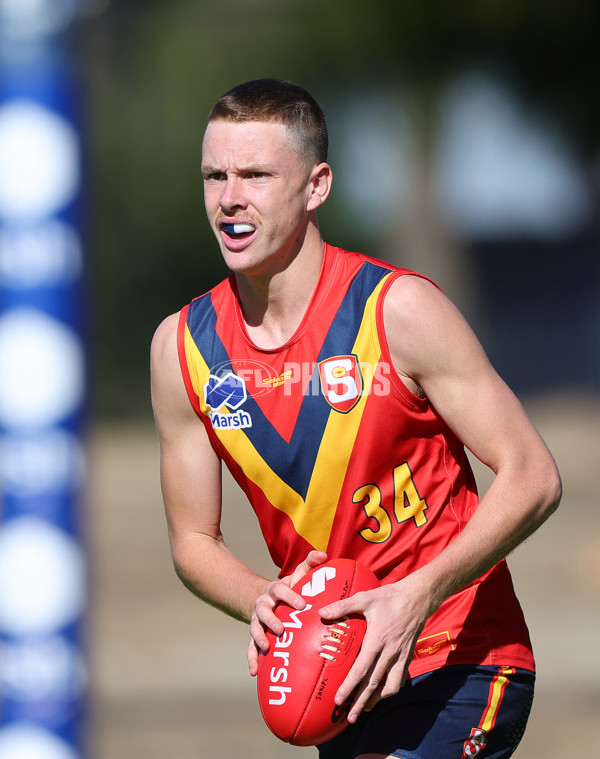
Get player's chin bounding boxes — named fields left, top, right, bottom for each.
left=219, top=248, right=262, bottom=276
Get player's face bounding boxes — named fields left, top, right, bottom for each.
left=202, top=120, right=320, bottom=276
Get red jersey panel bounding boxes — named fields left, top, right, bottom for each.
left=178, top=243, right=535, bottom=677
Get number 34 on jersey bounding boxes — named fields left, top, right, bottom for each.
left=354, top=462, right=429, bottom=544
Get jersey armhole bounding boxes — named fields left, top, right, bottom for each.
left=177, top=303, right=202, bottom=417
left=375, top=269, right=440, bottom=409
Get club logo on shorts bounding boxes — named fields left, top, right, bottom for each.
left=204, top=371, right=252, bottom=429
left=318, top=355, right=363, bottom=413
left=462, top=727, right=488, bottom=758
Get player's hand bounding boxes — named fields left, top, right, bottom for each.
left=285, top=550, right=329, bottom=589
left=318, top=573, right=430, bottom=723
left=247, top=550, right=328, bottom=676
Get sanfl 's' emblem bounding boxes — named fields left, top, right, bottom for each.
left=318, top=355, right=363, bottom=413
left=462, top=727, right=487, bottom=758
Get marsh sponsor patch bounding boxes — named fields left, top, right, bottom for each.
left=204, top=371, right=252, bottom=429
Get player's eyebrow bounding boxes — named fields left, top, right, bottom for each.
left=202, top=161, right=275, bottom=176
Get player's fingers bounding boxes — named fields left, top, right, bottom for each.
left=264, top=580, right=307, bottom=615
left=249, top=609, right=273, bottom=652
left=352, top=647, right=409, bottom=717
left=359, top=663, right=404, bottom=714
left=378, top=657, right=407, bottom=700
left=318, top=588, right=369, bottom=620
left=253, top=580, right=306, bottom=641
left=287, top=550, right=328, bottom=586
left=346, top=657, right=391, bottom=723
left=332, top=639, right=381, bottom=710
left=303, top=549, right=329, bottom=569
left=318, top=599, right=346, bottom=620
left=247, top=635, right=260, bottom=677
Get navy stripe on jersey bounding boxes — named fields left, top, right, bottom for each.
left=187, top=261, right=390, bottom=498
left=315, top=260, right=390, bottom=364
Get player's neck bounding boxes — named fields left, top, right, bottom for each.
left=236, top=233, right=325, bottom=350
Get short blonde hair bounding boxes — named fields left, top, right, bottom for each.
left=208, top=78, right=328, bottom=167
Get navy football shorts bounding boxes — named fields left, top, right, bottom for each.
left=317, top=664, right=535, bottom=759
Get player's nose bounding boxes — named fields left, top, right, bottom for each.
left=219, top=176, right=246, bottom=212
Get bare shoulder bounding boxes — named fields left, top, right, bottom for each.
left=150, top=311, right=194, bottom=432
left=383, top=273, right=483, bottom=384
left=151, top=311, right=180, bottom=365
left=384, top=273, right=465, bottom=331
left=383, top=273, right=560, bottom=490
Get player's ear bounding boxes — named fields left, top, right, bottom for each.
left=307, top=162, right=332, bottom=211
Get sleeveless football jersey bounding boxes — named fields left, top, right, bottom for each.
left=178, top=243, right=535, bottom=677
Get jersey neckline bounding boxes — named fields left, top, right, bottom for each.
left=229, top=242, right=342, bottom=354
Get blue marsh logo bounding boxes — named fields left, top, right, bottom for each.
left=204, top=371, right=252, bottom=430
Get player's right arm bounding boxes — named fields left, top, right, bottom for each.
left=150, top=313, right=324, bottom=636
left=151, top=312, right=270, bottom=622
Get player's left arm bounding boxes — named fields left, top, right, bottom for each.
left=388, top=275, right=562, bottom=577
left=320, top=274, right=562, bottom=722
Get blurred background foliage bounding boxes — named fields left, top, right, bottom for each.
left=79, top=0, right=600, bottom=418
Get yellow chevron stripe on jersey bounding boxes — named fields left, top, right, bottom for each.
left=183, top=324, right=308, bottom=518
left=298, top=274, right=389, bottom=550
left=183, top=324, right=206, bottom=402
left=183, top=274, right=390, bottom=551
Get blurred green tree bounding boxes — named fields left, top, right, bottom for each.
left=83, top=0, right=598, bottom=416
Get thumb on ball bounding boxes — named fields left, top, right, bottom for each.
left=318, top=596, right=357, bottom=620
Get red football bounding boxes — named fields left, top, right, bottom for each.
left=257, top=558, right=379, bottom=746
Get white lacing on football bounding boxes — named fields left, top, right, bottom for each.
left=319, top=619, right=350, bottom=660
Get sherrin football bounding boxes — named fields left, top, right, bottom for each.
left=257, top=558, right=379, bottom=746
